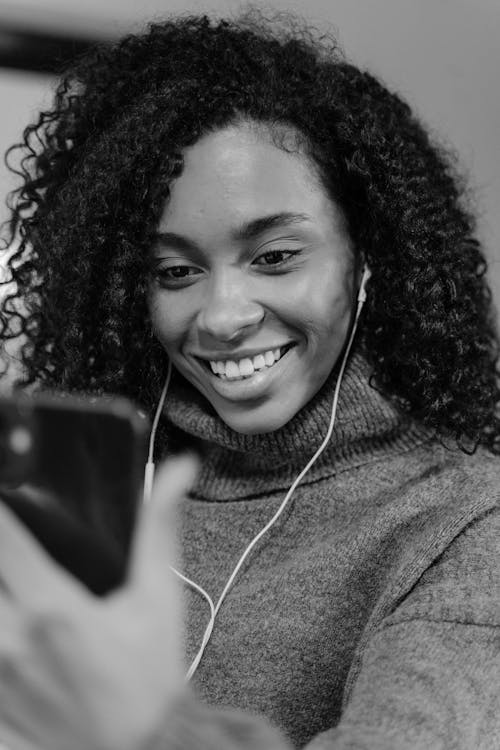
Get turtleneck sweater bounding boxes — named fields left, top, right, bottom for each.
left=154, top=349, right=500, bottom=750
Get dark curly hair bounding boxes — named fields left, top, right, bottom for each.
left=1, top=10, right=499, bottom=454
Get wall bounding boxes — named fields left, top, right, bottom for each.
left=1, top=0, right=499, bottom=303
left=0, top=68, right=53, bottom=228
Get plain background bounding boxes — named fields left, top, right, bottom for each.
left=0, top=0, right=499, bottom=310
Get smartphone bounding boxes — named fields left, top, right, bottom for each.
left=0, top=391, right=150, bottom=595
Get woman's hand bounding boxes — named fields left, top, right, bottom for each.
left=0, top=454, right=198, bottom=750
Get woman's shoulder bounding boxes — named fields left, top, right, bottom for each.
left=427, top=440, right=500, bottom=505
left=354, top=441, right=500, bottom=640
left=355, top=436, right=500, bottom=577
left=383, top=433, right=500, bottom=509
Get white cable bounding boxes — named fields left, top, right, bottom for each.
left=171, top=565, right=215, bottom=624
left=146, top=268, right=370, bottom=681
left=143, top=359, right=172, bottom=504
left=182, top=275, right=369, bottom=681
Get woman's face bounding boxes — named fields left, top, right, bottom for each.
left=148, top=123, right=357, bottom=434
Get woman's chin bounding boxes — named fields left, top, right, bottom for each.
left=213, top=403, right=297, bottom=435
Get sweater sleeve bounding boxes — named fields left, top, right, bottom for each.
left=147, top=506, right=500, bottom=750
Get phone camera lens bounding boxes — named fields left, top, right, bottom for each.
left=8, top=426, right=33, bottom=455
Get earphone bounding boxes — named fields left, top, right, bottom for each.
left=357, top=264, right=371, bottom=304
left=143, top=264, right=371, bottom=680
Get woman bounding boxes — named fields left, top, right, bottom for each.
left=0, top=11, right=499, bottom=750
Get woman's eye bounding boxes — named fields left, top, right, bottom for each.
left=163, top=266, right=197, bottom=278
left=253, top=250, right=299, bottom=267
left=152, top=265, right=202, bottom=286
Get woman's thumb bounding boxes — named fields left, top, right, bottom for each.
left=130, top=453, right=199, bottom=590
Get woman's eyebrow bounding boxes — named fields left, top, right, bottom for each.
left=153, top=232, right=199, bottom=253
left=232, top=212, right=312, bottom=241
left=153, top=212, right=312, bottom=254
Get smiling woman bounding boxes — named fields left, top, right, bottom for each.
left=0, top=9, right=499, bottom=750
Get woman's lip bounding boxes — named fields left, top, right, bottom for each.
left=196, top=343, right=297, bottom=402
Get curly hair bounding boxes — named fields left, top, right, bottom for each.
left=1, top=10, right=499, bottom=454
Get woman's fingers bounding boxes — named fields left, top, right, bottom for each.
left=0, top=727, right=41, bottom=750
left=0, top=501, right=87, bottom=610
left=0, top=458, right=198, bottom=750
left=130, top=453, right=199, bottom=595
left=0, top=592, right=18, bottom=632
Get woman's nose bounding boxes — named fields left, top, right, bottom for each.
left=196, top=280, right=264, bottom=343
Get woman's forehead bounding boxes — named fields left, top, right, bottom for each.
left=158, top=124, right=337, bottom=238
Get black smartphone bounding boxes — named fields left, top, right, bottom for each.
left=0, top=391, right=150, bottom=595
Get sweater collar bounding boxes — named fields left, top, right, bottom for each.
left=163, top=347, right=432, bottom=500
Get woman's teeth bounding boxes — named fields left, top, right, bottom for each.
left=209, top=348, right=285, bottom=380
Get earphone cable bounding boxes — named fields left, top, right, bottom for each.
left=143, top=360, right=172, bottom=504
left=183, top=285, right=368, bottom=680
left=144, top=268, right=370, bottom=679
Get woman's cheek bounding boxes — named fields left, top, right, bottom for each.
left=148, top=295, right=184, bottom=350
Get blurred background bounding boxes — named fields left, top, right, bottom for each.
left=0, top=0, right=499, bottom=307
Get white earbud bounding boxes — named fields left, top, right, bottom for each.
left=357, top=265, right=371, bottom=304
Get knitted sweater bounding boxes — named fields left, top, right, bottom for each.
left=155, top=350, right=500, bottom=750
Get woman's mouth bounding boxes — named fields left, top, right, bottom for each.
left=198, top=343, right=296, bottom=381
left=194, top=342, right=298, bottom=401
